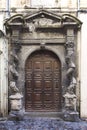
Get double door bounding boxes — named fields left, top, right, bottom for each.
left=25, top=50, right=61, bottom=111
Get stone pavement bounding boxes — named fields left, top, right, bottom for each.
left=0, top=117, right=87, bottom=130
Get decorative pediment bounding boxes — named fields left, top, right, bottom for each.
left=62, top=14, right=82, bottom=27
left=5, top=9, right=82, bottom=29
left=5, top=14, right=24, bottom=25
left=25, top=10, right=61, bottom=22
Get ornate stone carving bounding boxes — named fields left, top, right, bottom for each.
left=28, top=23, right=36, bottom=32
left=28, top=17, right=62, bottom=31
left=9, top=93, right=23, bottom=111
left=35, top=18, right=53, bottom=26
left=63, top=92, right=76, bottom=111
left=9, top=41, right=21, bottom=81
left=65, top=41, right=74, bottom=56
left=10, top=81, right=19, bottom=93
left=9, top=81, right=23, bottom=120
left=40, top=42, right=46, bottom=49
left=10, top=51, right=19, bottom=62
left=9, top=64, right=19, bottom=79
left=8, top=40, right=23, bottom=120
left=63, top=32, right=77, bottom=111
left=14, top=42, right=22, bottom=53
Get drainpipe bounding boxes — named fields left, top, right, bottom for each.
left=77, top=0, right=80, bottom=16
left=78, top=0, right=80, bottom=10
left=6, top=0, right=10, bottom=18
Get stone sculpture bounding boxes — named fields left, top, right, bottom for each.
left=64, top=40, right=77, bottom=111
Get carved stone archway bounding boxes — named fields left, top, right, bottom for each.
left=5, top=9, right=82, bottom=120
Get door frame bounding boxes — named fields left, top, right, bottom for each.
left=24, top=48, right=63, bottom=112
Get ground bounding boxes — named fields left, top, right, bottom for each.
left=0, top=117, right=87, bottom=130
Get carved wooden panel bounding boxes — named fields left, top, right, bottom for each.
left=25, top=50, right=61, bottom=111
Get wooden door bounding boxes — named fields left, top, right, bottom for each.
left=25, top=50, right=61, bottom=111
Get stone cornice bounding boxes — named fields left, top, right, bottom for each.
left=5, top=9, right=82, bottom=31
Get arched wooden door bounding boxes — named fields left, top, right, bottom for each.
left=25, top=50, right=61, bottom=112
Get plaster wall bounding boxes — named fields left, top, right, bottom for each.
left=79, top=13, right=87, bottom=118
left=0, top=37, right=8, bottom=116
left=0, top=0, right=82, bottom=9
left=80, top=0, right=87, bottom=8
left=0, top=13, right=8, bottom=116
left=0, top=14, right=4, bottom=31
left=0, top=0, right=87, bottom=9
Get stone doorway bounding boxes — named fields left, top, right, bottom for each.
left=4, top=9, right=82, bottom=119
left=25, top=50, right=61, bottom=112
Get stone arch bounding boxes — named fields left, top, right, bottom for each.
left=25, top=48, right=62, bottom=70
left=23, top=46, right=64, bottom=69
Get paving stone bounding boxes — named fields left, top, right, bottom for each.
left=0, top=117, right=87, bottom=130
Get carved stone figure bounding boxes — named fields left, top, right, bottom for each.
left=10, top=81, right=19, bottom=93
left=66, top=61, right=75, bottom=75
left=28, top=23, right=36, bottom=32
left=63, top=92, right=76, bottom=111
left=9, top=81, right=23, bottom=120
left=64, top=37, right=77, bottom=112
left=10, top=51, right=19, bottom=62
left=9, top=64, right=19, bottom=78
left=67, top=77, right=77, bottom=94
left=9, top=93, right=23, bottom=111
left=65, top=41, right=74, bottom=56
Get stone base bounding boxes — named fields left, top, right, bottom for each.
left=8, top=110, right=80, bottom=122
left=8, top=110, right=24, bottom=121
left=62, top=110, right=81, bottom=122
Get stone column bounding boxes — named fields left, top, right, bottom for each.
left=8, top=29, right=23, bottom=120
left=63, top=29, right=79, bottom=121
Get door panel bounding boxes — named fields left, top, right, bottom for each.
left=25, top=50, right=61, bottom=111
left=44, top=80, right=52, bottom=91
left=44, top=61, right=52, bottom=71
left=33, top=80, right=42, bottom=90
left=34, top=61, right=43, bottom=71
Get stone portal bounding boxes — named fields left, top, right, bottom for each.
left=5, top=9, right=82, bottom=120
